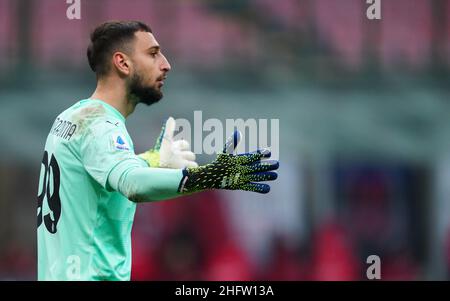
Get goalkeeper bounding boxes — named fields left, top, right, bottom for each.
left=37, top=20, right=279, bottom=281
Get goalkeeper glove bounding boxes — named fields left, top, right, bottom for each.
left=139, top=117, right=198, bottom=168
left=178, top=130, right=279, bottom=194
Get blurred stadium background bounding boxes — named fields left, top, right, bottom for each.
left=1, top=0, right=450, bottom=280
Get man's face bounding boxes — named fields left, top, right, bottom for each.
left=127, top=31, right=171, bottom=106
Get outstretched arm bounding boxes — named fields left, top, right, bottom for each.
left=108, top=130, right=279, bottom=203
left=107, top=163, right=185, bottom=202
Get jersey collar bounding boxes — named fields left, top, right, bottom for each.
left=85, top=99, right=126, bottom=123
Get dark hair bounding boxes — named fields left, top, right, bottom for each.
left=87, top=20, right=152, bottom=76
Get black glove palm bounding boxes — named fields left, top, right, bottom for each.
left=178, top=131, right=279, bottom=194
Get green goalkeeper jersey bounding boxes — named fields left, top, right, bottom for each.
left=37, top=99, right=147, bottom=281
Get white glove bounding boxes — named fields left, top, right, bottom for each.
left=138, top=117, right=198, bottom=169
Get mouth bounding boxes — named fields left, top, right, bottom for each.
left=157, top=75, right=167, bottom=87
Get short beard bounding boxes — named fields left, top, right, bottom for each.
left=128, top=72, right=163, bottom=106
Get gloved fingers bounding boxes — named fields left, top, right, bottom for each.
left=243, top=160, right=279, bottom=173
left=230, top=151, right=265, bottom=166
left=159, top=117, right=176, bottom=152
left=153, top=119, right=167, bottom=151
left=172, top=139, right=190, bottom=151
left=239, top=182, right=271, bottom=194
left=178, top=150, right=196, bottom=162
left=163, top=117, right=176, bottom=142
left=236, top=148, right=271, bottom=161
left=246, top=171, right=278, bottom=182
left=222, top=130, right=242, bottom=154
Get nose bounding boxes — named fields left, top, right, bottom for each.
left=161, top=53, right=171, bottom=72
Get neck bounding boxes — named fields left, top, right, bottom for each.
left=90, top=76, right=137, bottom=118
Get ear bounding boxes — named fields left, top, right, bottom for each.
left=112, top=52, right=131, bottom=76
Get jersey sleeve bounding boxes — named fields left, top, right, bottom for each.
left=80, top=118, right=146, bottom=190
